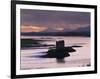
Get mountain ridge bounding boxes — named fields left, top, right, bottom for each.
left=21, top=26, right=90, bottom=37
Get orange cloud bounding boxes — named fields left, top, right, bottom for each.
left=21, top=25, right=47, bottom=32
left=54, top=27, right=64, bottom=31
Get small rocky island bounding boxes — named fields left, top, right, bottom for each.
left=23, top=39, right=82, bottom=63
left=39, top=40, right=76, bottom=63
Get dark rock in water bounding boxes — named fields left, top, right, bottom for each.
left=72, top=45, right=83, bottom=48
left=86, top=63, right=91, bottom=66
left=65, top=47, right=76, bottom=53
left=42, top=46, right=76, bottom=54
left=39, top=51, right=70, bottom=58
left=39, top=40, right=76, bottom=59
left=29, top=40, right=77, bottom=63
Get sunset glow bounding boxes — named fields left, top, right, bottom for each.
left=54, top=27, right=64, bottom=31
left=20, top=9, right=90, bottom=33
left=21, top=25, right=47, bottom=32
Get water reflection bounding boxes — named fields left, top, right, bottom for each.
left=56, top=58, right=65, bottom=63
left=21, top=36, right=90, bottom=69
left=27, top=40, right=83, bottom=63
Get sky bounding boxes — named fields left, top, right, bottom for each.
left=20, top=9, right=90, bottom=32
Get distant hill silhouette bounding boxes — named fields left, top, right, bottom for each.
left=74, top=26, right=90, bottom=32
left=21, top=26, right=90, bottom=37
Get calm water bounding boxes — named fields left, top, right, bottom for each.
left=21, top=36, right=90, bottom=70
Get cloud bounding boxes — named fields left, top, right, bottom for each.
left=21, top=25, right=47, bottom=32
left=20, top=9, right=90, bottom=32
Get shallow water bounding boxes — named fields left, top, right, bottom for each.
left=21, top=36, right=90, bottom=70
